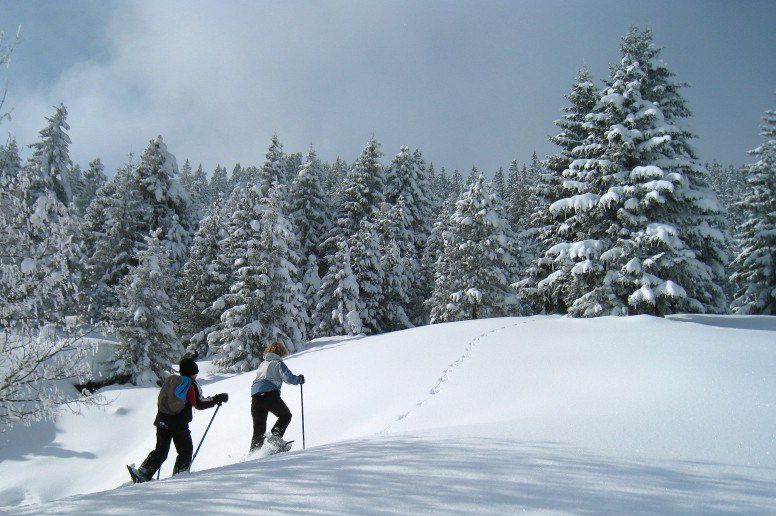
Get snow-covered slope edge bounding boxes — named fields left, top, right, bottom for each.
left=2, top=315, right=775, bottom=513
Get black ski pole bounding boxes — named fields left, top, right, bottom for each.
left=191, top=403, right=221, bottom=466
left=300, top=383, right=306, bottom=450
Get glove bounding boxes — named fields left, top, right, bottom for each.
left=213, top=393, right=229, bottom=404
left=297, top=374, right=305, bottom=385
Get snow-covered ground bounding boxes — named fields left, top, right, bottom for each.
left=2, top=315, right=775, bottom=514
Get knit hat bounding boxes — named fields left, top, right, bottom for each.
left=179, top=357, right=199, bottom=377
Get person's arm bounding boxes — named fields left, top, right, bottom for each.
left=278, top=361, right=303, bottom=385
left=186, top=383, right=224, bottom=410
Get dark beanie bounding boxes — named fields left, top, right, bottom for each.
left=179, top=357, right=199, bottom=377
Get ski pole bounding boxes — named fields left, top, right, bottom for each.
left=300, top=383, right=306, bottom=450
left=192, top=403, right=221, bottom=466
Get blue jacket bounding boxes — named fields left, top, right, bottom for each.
left=250, top=353, right=302, bottom=396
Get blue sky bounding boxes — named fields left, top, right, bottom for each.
left=1, top=0, right=774, bottom=175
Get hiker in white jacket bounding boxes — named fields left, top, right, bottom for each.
left=249, top=342, right=304, bottom=452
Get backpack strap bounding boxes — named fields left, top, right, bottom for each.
left=174, top=376, right=193, bottom=401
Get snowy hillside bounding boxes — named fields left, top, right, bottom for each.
left=2, top=315, right=776, bottom=514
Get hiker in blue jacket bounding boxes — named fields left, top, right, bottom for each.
left=250, top=342, right=304, bottom=452
left=132, top=357, right=228, bottom=482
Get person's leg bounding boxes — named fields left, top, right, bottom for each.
left=138, top=426, right=172, bottom=480
left=267, top=391, right=292, bottom=438
left=172, top=428, right=193, bottom=475
left=250, top=394, right=270, bottom=452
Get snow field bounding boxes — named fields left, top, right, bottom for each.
left=2, top=315, right=775, bottom=513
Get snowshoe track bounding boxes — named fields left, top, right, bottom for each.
left=383, top=320, right=529, bottom=433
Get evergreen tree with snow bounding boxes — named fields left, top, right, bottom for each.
left=73, top=158, right=106, bottom=215
left=448, top=169, right=464, bottom=206
left=130, top=136, right=194, bottom=272
left=288, top=146, right=329, bottom=318
left=209, top=184, right=308, bottom=371
left=284, top=151, right=303, bottom=183
left=83, top=161, right=145, bottom=320
left=521, top=67, right=598, bottom=313
left=320, top=138, right=384, bottom=258
left=179, top=159, right=193, bottom=192
left=176, top=204, right=229, bottom=356
left=188, top=164, right=211, bottom=222
left=211, top=164, right=231, bottom=200
left=730, top=107, right=776, bottom=314
left=110, top=231, right=183, bottom=384
left=313, top=239, right=363, bottom=337
left=348, top=218, right=385, bottom=334
left=0, top=136, right=21, bottom=180
left=27, top=104, right=74, bottom=205
left=492, top=167, right=506, bottom=200
left=533, top=28, right=727, bottom=317
left=383, top=146, right=435, bottom=324
left=429, top=176, right=520, bottom=322
left=258, top=134, right=285, bottom=197
left=374, top=200, right=414, bottom=331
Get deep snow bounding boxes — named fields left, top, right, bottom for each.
left=2, top=315, right=775, bottom=514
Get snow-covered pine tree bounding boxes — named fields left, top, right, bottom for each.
left=730, top=107, right=776, bottom=314
left=283, top=151, right=303, bottom=183
left=448, top=169, right=464, bottom=207
left=83, top=161, right=146, bottom=320
left=258, top=134, right=285, bottom=197
left=212, top=164, right=231, bottom=200
left=313, top=239, right=363, bottom=337
left=421, top=200, right=453, bottom=322
left=348, top=217, right=385, bottom=334
left=383, top=146, right=434, bottom=324
left=609, top=28, right=727, bottom=316
left=0, top=159, right=90, bottom=426
left=0, top=136, right=21, bottom=180
left=492, top=167, right=506, bottom=200
left=521, top=67, right=598, bottom=314
left=179, top=159, right=193, bottom=192
left=374, top=200, right=414, bottom=331
left=209, top=183, right=308, bottom=371
left=429, top=176, right=520, bottom=322
left=466, top=166, right=479, bottom=187
left=130, top=136, right=194, bottom=272
left=207, top=185, right=268, bottom=371
left=176, top=204, right=229, bottom=357
left=27, top=104, right=74, bottom=205
left=319, top=138, right=384, bottom=267
left=110, top=231, right=183, bottom=384
left=288, top=146, right=329, bottom=320
left=188, top=164, right=211, bottom=223
left=322, top=156, right=348, bottom=201
left=73, top=158, right=106, bottom=215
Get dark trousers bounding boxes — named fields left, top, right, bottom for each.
left=250, top=390, right=291, bottom=452
left=139, top=424, right=193, bottom=479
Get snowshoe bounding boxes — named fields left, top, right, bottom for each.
left=126, top=464, right=152, bottom=484
left=265, top=435, right=294, bottom=455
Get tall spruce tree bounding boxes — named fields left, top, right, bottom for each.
left=313, top=240, right=363, bottom=337
left=73, top=158, right=106, bottom=215
left=110, top=231, right=183, bottom=384
left=730, top=107, right=776, bottom=314
left=289, top=146, right=329, bottom=318
left=258, top=134, right=285, bottom=197
left=176, top=204, right=229, bottom=356
left=27, top=104, right=74, bottom=205
left=0, top=136, right=21, bottom=180
left=522, top=67, right=598, bottom=313
left=429, top=176, right=520, bottom=322
left=130, top=136, right=194, bottom=272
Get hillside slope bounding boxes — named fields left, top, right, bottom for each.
left=2, top=315, right=775, bottom=513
